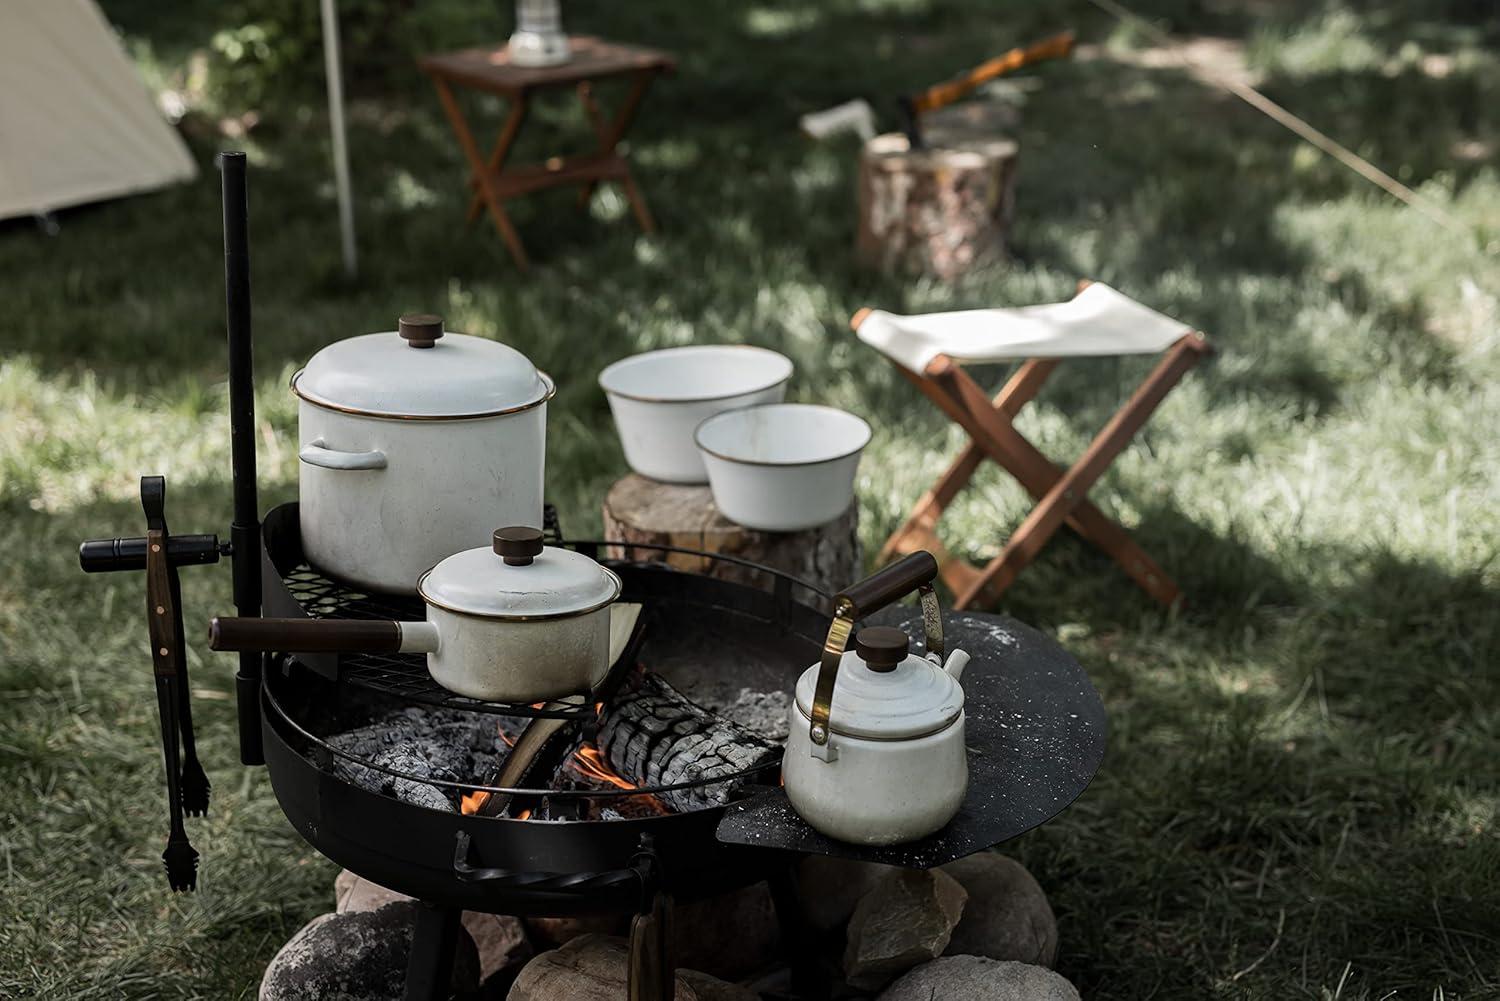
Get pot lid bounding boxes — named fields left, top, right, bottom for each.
left=292, top=314, right=553, bottom=419
left=795, top=626, right=964, bottom=740
left=418, top=527, right=622, bottom=620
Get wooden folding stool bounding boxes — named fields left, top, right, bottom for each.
left=851, top=281, right=1211, bottom=610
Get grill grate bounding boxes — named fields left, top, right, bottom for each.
left=276, top=507, right=594, bottom=720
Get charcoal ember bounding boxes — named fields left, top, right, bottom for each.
left=597, top=674, right=782, bottom=813
left=327, top=707, right=504, bottom=811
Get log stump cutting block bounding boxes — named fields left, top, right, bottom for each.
left=856, top=107, right=1020, bottom=281
left=602, top=474, right=861, bottom=597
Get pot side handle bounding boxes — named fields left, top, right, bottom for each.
left=808, top=552, right=944, bottom=760
left=298, top=439, right=387, bottom=471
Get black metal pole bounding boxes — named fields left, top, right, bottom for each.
left=220, top=151, right=264, bottom=766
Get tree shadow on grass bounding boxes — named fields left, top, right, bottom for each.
left=1016, top=538, right=1500, bottom=996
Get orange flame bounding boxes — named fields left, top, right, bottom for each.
left=569, top=744, right=638, bottom=791
left=460, top=791, right=489, bottom=815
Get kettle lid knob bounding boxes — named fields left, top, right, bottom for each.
left=398, top=313, right=445, bottom=348
left=855, top=626, right=909, bottom=672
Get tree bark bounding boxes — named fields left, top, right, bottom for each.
left=601, top=474, right=861, bottom=597
left=856, top=118, right=1020, bottom=281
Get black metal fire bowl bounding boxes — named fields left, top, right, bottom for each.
left=257, top=502, right=831, bottom=914
left=715, top=610, right=1108, bottom=868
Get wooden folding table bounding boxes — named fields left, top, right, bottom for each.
left=418, top=37, right=676, bottom=270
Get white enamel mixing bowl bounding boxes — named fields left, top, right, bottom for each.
left=598, top=345, right=793, bottom=484
left=694, top=403, right=872, bottom=532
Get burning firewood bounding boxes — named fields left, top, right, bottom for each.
left=597, top=674, right=783, bottom=814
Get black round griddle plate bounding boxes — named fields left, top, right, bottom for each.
left=715, top=610, right=1108, bottom=869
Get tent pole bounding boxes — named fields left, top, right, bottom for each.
left=320, top=0, right=357, bottom=276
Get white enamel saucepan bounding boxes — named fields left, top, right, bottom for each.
left=208, top=528, right=622, bottom=703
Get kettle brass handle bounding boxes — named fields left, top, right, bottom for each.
left=809, top=552, right=944, bottom=750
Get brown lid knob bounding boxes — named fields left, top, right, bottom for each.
left=399, top=313, right=444, bottom=349
left=855, top=626, right=909, bottom=672
left=493, top=526, right=545, bottom=566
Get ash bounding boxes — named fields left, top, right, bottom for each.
left=327, top=707, right=505, bottom=812
left=701, top=688, right=792, bottom=743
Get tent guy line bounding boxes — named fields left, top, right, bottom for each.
left=1084, top=0, right=1471, bottom=238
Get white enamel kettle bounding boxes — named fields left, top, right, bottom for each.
left=783, top=553, right=971, bottom=845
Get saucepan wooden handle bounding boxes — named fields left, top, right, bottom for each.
left=835, top=551, right=939, bottom=619
left=208, top=617, right=402, bottom=653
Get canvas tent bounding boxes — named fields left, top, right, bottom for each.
left=0, top=0, right=197, bottom=221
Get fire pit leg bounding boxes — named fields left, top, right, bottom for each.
left=403, top=901, right=462, bottom=1001
left=627, top=889, right=674, bottom=1001
left=768, top=865, right=831, bottom=1000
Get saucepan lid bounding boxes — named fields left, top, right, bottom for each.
left=418, top=528, right=622, bottom=620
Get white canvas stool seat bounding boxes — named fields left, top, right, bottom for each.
left=851, top=281, right=1211, bottom=609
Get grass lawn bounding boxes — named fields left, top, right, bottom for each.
left=3, top=0, right=1498, bottom=997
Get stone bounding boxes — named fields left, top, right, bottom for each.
left=877, top=956, right=1080, bottom=1001
left=940, top=852, right=1058, bottom=966
left=678, top=969, right=760, bottom=1001
left=671, top=881, right=780, bottom=981
left=842, top=868, right=968, bottom=991
left=795, top=856, right=897, bottom=932
left=333, top=870, right=530, bottom=981
left=334, top=870, right=411, bottom=914
left=259, top=902, right=479, bottom=1001
left=523, top=913, right=628, bottom=950
left=463, top=911, right=532, bottom=982
left=507, top=933, right=746, bottom=1001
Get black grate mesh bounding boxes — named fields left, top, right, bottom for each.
left=277, top=507, right=593, bottom=720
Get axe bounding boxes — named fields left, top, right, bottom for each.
left=897, top=31, right=1075, bottom=148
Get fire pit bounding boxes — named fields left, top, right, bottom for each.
left=77, top=153, right=1110, bottom=1000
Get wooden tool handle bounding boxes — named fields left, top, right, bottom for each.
left=208, top=616, right=402, bottom=653
left=910, top=30, right=1076, bottom=115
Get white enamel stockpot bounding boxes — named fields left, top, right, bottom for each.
left=209, top=527, right=623, bottom=703
left=784, top=625, right=971, bottom=846
left=292, top=314, right=554, bottom=593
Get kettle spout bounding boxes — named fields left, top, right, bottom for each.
left=942, top=648, right=970, bottom=681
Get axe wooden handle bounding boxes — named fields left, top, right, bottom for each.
left=908, top=31, right=1076, bottom=115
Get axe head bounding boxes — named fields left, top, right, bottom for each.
left=896, top=95, right=925, bottom=149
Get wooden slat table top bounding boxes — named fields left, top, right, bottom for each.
left=418, top=36, right=676, bottom=95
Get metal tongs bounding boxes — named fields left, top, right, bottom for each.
left=81, top=476, right=224, bottom=890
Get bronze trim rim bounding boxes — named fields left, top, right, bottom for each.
left=290, top=370, right=557, bottom=421
left=415, top=564, right=623, bottom=622
left=694, top=404, right=872, bottom=468
left=597, top=346, right=793, bottom=404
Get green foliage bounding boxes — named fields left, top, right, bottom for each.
left=203, top=0, right=509, bottom=110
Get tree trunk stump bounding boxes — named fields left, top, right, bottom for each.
left=601, top=474, right=861, bottom=597
left=856, top=108, right=1019, bottom=281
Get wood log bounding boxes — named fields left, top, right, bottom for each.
left=598, top=674, right=782, bottom=814
left=602, top=474, right=861, bottom=597
left=856, top=106, right=1020, bottom=281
